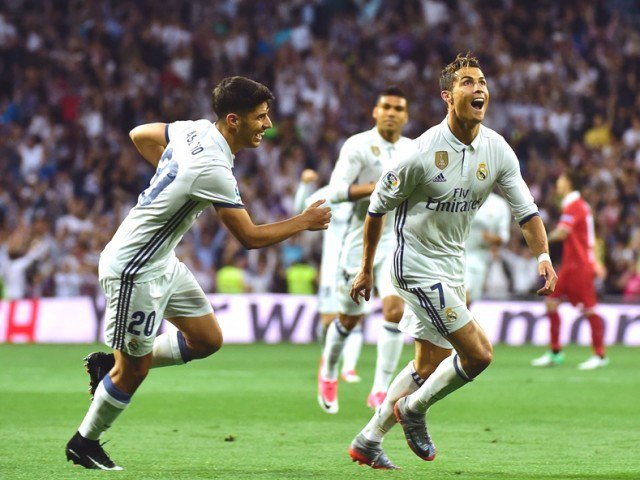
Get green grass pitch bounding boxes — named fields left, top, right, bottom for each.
left=1, top=343, right=639, bottom=479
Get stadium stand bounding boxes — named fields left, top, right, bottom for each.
left=0, top=0, right=639, bottom=300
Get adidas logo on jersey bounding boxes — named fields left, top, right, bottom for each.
left=433, top=173, right=447, bottom=183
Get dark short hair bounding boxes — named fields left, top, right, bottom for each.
left=440, top=52, right=482, bottom=91
left=377, top=85, right=407, bottom=102
left=563, top=168, right=586, bottom=191
left=212, top=76, right=275, bottom=117
left=377, top=86, right=407, bottom=109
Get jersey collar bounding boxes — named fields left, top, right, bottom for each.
left=441, top=116, right=483, bottom=153
left=212, top=123, right=235, bottom=167
left=562, top=190, right=581, bottom=209
left=372, top=127, right=403, bottom=148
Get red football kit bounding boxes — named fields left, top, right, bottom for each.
left=548, top=191, right=604, bottom=357
left=550, top=191, right=597, bottom=308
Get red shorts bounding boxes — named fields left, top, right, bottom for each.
left=550, top=265, right=597, bottom=308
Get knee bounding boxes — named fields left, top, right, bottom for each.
left=188, top=329, right=223, bottom=359
left=339, top=315, right=360, bottom=331
left=382, top=304, right=403, bottom=324
left=464, top=345, right=493, bottom=376
left=477, top=345, right=493, bottom=370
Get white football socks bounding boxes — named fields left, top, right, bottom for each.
left=371, top=321, right=403, bottom=393
left=78, top=374, right=130, bottom=440
left=341, top=324, right=363, bottom=374
left=320, top=318, right=350, bottom=380
left=151, top=331, right=192, bottom=368
left=361, top=360, right=424, bottom=443
left=406, top=354, right=472, bottom=414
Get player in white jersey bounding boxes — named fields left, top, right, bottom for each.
left=65, top=77, right=331, bottom=471
left=293, top=169, right=364, bottom=383
left=317, top=87, right=414, bottom=414
left=464, top=192, right=511, bottom=304
left=347, top=53, right=557, bottom=469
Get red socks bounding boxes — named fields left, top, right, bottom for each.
left=549, top=311, right=561, bottom=352
left=549, top=310, right=606, bottom=357
left=587, top=313, right=605, bottom=357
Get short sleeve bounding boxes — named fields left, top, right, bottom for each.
left=368, top=149, right=425, bottom=215
left=189, top=164, right=244, bottom=207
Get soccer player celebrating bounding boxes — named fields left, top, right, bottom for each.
left=294, top=169, right=365, bottom=383
left=347, top=52, right=557, bottom=469
left=65, top=77, right=331, bottom=470
left=317, top=87, right=414, bottom=414
left=465, top=191, right=511, bottom=305
left=531, top=169, right=608, bottom=370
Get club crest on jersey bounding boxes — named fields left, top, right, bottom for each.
left=435, top=151, right=449, bottom=170
left=476, top=163, right=488, bottom=181
left=445, top=308, right=458, bottom=322
left=127, top=339, right=139, bottom=352
left=371, top=145, right=381, bottom=156
left=384, top=171, right=400, bottom=190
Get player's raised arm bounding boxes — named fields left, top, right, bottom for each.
left=216, top=200, right=331, bottom=250
left=129, top=122, right=168, bottom=168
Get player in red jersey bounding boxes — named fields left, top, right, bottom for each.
left=531, top=169, right=608, bottom=370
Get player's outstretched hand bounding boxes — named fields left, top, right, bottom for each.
left=536, top=261, right=557, bottom=296
left=350, top=269, right=373, bottom=305
left=302, top=199, right=331, bottom=231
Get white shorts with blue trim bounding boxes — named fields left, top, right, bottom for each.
left=396, top=281, right=472, bottom=349
left=101, top=259, right=213, bottom=357
left=318, top=283, right=340, bottom=314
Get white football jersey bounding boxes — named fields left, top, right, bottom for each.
left=465, top=192, right=511, bottom=266
left=329, top=127, right=413, bottom=274
left=100, top=120, right=243, bottom=282
left=368, top=117, right=538, bottom=288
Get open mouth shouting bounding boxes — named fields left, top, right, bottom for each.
left=471, top=97, right=485, bottom=111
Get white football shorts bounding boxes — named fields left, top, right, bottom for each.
left=396, top=280, right=473, bottom=349
left=101, top=259, right=213, bottom=356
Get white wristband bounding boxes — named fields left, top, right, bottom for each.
left=537, top=253, right=551, bottom=264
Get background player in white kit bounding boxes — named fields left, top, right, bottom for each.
left=465, top=192, right=511, bottom=305
left=317, top=86, right=414, bottom=414
left=65, top=77, right=331, bottom=471
left=347, top=53, right=557, bottom=469
left=294, top=169, right=364, bottom=383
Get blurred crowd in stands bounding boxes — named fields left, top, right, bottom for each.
left=0, top=0, right=639, bottom=302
